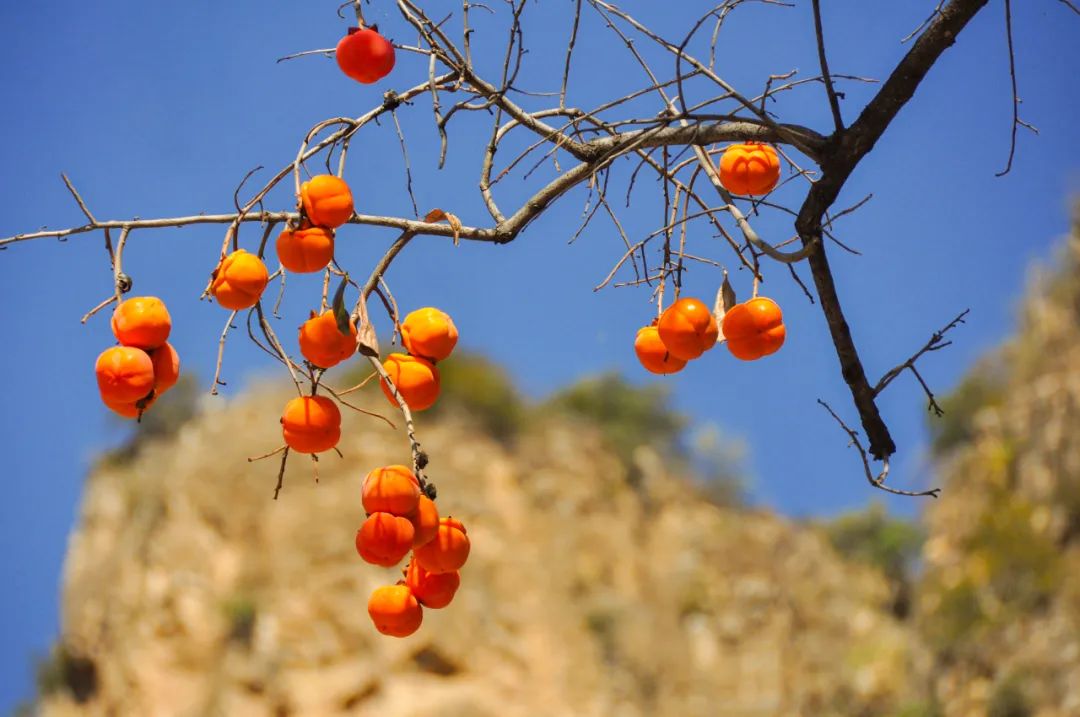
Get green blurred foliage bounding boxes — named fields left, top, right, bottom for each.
left=541, top=372, right=684, bottom=474
left=223, top=595, right=258, bottom=648
left=988, top=675, right=1032, bottom=717
left=890, top=702, right=943, bottom=717
left=824, top=503, right=924, bottom=582
left=426, top=352, right=526, bottom=443
left=823, top=502, right=924, bottom=618
left=33, top=645, right=97, bottom=703
left=928, top=360, right=1006, bottom=456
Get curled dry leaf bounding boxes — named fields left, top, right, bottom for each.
left=715, top=271, right=737, bottom=340
left=353, top=290, right=380, bottom=358
left=424, top=208, right=463, bottom=246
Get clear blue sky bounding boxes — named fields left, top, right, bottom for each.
left=0, top=0, right=1076, bottom=709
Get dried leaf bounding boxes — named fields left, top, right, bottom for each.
left=721, top=273, right=737, bottom=312
left=424, top=208, right=463, bottom=246
left=353, top=291, right=380, bottom=357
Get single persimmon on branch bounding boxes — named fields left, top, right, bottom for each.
left=2, top=1, right=1078, bottom=635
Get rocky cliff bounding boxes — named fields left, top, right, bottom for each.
left=35, top=214, right=1080, bottom=717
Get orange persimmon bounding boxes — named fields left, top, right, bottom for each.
left=657, top=297, right=719, bottom=361
left=722, top=297, right=786, bottom=361
left=101, top=392, right=156, bottom=420
left=718, top=142, right=781, bottom=195
left=409, top=495, right=440, bottom=547
left=280, top=395, right=341, bottom=454
left=148, top=342, right=180, bottom=394
left=406, top=557, right=460, bottom=609
left=367, top=584, right=423, bottom=638
left=95, top=346, right=155, bottom=403
left=362, top=465, right=421, bottom=517
left=210, top=249, right=269, bottom=311
left=276, top=224, right=335, bottom=273
left=301, top=175, right=354, bottom=229
left=355, top=512, right=416, bottom=568
left=336, top=27, right=396, bottom=84
left=634, top=325, right=687, bottom=375
left=380, top=353, right=440, bottom=411
left=298, top=311, right=357, bottom=369
left=414, top=517, right=470, bottom=574
left=401, top=307, right=458, bottom=362
left=111, top=296, right=171, bottom=350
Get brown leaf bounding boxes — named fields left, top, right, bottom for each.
left=424, top=208, right=463, bottom=246
left=353, top=291, right=380, bottom=357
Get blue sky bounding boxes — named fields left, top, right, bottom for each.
left=0, top=0, right=1077, bottom=710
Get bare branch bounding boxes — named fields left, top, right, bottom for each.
left=818, top=399, right=942, bottom=498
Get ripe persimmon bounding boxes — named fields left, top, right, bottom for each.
left=657, top=297, right=719, bottom=361
left=409, top=495, right=440, bottom=547
left=362, top=465, right=421, bottom=516
left=367, top=584, right=422, bottom=638
left=111, top=296, right=171, bottom=350
left=101, top=393, right=156, bottom=420
left=298, top=311, right=357, bottom=369
left=722, top=297, right=786, bottom=361
left=149, top=342, right=180, bottom=394
left=301, top=175, right=354, bottom=229
left=406, top=557, right=460, bottom=609
left=380, top=353, right=440, bottom=411
left=718, top=142, right=781, bottom=195
left=355, top=512, right=415, bottom=567
left=276, top=224, right=335, bottom=274
left=414, top=517, right=470, bottom=574
left=211, top=249, right=269, bottom=311
left=401, top=307, right=458, bottom=362
left=634, top=325, right=687, bottom=375
left=336, top=27, right=396, bottom=84
left=95, top=346, right=155, bottom=403
left=280, top=395, right=341, bottom=454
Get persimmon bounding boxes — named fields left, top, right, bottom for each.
left=406, top=557, right=460, bottom=609
left=362, top=465, right=421, bottom=516
left=367, top=584, right=422, bottom=638
left=401, top=307, right=458, bottom=362
left=355, top=512, right=415, bottom=567
left=414, top=517, right=470, bottom=574
left=298, top=311, right=357, bottom=369
left=276, top=224, right=335, bottom=274
left=300, top=175, right=354, bottom=229
left=210, top=249, right=269, bottom=311
left=95, top=346, right=155, bottom=403
left=101, top=393, right=156, bottom=420
left=409, top=495, right=440, bottom=547
left=111, top=296, right=171, bottom=350
left=722, top=297, right=786, bottom=361
left=336, top=27, right=396, bottom=84
left=657, top=297, right=719, bottom=361
left=280, top=395, right=341, bottom=454
left=634, top=325, right=687, bottom=375
left=718, top=142, right=781, bottom=196
left=149, top=342, right=180, bottom=394
left=380, top=353, right=440, bottom=411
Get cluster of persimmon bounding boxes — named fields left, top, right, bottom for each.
left=635, top=142, right=786, bottom=375
left=94, top=297, right=181, bottom=419
left=635, top=295, right=787, bottom=375
left=380, top=306, right=458, bottom=412
left=358, top=465, right=470, bottom=637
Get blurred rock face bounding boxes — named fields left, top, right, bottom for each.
left=41, top=386, right=917, bottom=717
left=916, top=230, right=1080, bottom=717
left=39, top=222, right=1080, bottom=717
